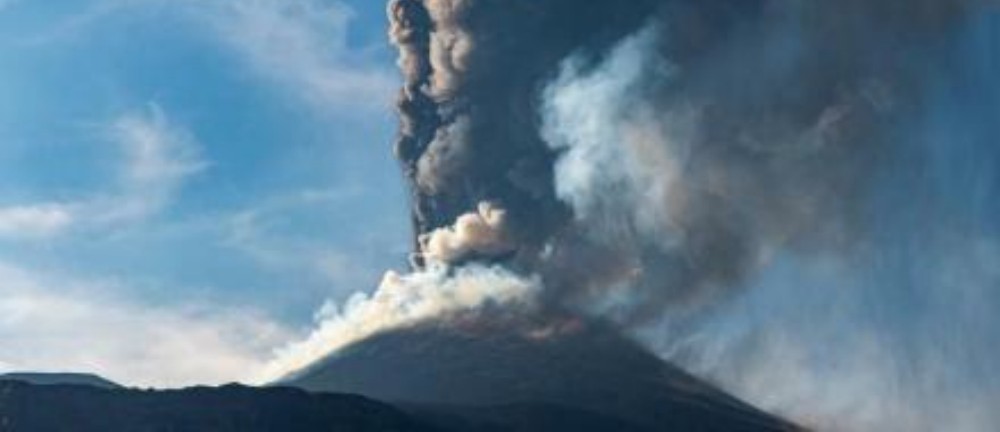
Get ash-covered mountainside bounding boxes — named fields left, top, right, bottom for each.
left=284, top=319, right=800, bottom=431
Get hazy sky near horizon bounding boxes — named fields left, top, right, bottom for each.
left=0, top=0, right=411, bottom=387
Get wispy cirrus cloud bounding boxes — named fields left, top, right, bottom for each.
left=19, top=0, right=395, bottom=112
left=0, top=103, right=206, bottom=240
left=192, top=0, right=395, bottom=113
left=94, top=103, right=209, bottom=223
left=224, top=186, right=389, bottom=288
left=0, top=204, right=75, bottom=239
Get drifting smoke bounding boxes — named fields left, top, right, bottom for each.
left=258, top=264, right=538, bottom=382
left=270, top=1, right=1000, bottom=430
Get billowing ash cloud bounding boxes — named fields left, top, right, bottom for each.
left=389, top=0, right=659, bottom=264
left=388, top=0, right=977, bottom=320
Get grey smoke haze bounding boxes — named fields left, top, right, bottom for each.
left=376, top=1, right=1000, bottom=430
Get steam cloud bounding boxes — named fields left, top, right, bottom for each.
left=271, top=1, right=1000, bottom=430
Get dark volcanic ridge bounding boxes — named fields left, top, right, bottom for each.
left=0, top=372, right=121, bottom=390
left=0, top=381, right=434, bottom=432
left=0, top=378, right=795, bottom=432
left=283, top=317, right=801, bottom=431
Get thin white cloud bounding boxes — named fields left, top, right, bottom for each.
left=225, top=186, right=372, bottom=287
left=0, top=204, right=74, bottom=239
left=0, top=261, right=294, bottom=388
left=0, top=103, right=206, bottom=240
left=94, top=103, right=209, bottom=223
left=17, top=0, right=394, bottom=112
left=193, top=0, right=395, bottom=113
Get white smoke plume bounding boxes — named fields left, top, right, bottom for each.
left=257, top=263, right=539, bottom=383
left=542, top=27, right=686, bottom=249
left=419, top=201, right=514, bottom=264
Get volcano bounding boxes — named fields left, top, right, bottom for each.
left=283, top=318, right=800, bottom=431
left=0, top=321, right=802, bottom=432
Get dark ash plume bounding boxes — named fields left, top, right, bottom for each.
left=388, top=0, right=659, bottom=266
left=389, top=0, right=980, bottom=324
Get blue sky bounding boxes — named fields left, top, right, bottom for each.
left=0, top=0, right=410, bottom=387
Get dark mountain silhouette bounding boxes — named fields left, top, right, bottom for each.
left=0, top=372, right=121, bottom=389
left=0, top=381, right=437, bottom=432
left=0, top=320, right=801, bottom=432
left=283, top=319, right=801, bottom=431
left=0, top=379, right=792, bottom=432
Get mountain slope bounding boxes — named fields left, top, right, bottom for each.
left=283, top=320, right=800, bottom=431
left=0, top=380, right=772, bottom=432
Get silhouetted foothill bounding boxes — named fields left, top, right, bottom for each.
left=0, top=372, right=121, bottom=390
left=0, top=381, right=437, bottom=432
